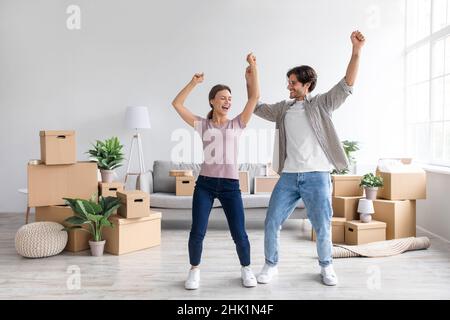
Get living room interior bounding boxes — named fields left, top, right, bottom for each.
left=1, top=0, right=450, bottom=301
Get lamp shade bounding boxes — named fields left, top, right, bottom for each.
left=125, top=106, right=151, bottom=129
left=357, top=199, right=375, bottom=214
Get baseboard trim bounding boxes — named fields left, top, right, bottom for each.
left=417, top=225, right=450, bottom=243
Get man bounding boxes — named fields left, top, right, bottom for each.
left=253, top=30, right=365, bottom=286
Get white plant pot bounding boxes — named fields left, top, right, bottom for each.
left=100, top=170, right=115, bottom=183
left=89, top=240, right=106, bottom=256
left=365, top=187, right=378, bottom=200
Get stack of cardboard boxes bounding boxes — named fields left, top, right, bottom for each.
left=312, top=175, right=379, bottom=245
left=312, top=174, right=387, bottom=245
left=32, top=130, right=98, bottom=252
left=373, top=158, right=426, bottom=240
left=32, top=130, right=161, bottom=255
left=312, top=159, right=426, bottom=246
left=103, top=190, right=161, bottom=255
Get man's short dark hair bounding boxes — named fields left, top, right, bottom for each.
left=286, top=65, right=317, bottom=93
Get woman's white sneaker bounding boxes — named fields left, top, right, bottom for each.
left=257, top=263, right=278, bottom=284
left=185, top=268, right=200, bottom=290
left=321, top=265, right=338, bottom=286
left=241, top=266, right=257, bottom=287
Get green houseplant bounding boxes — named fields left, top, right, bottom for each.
left=63, top=195, right=121, bottom=256
left=87, top=137, right=124, bottom=183
left=331, top=140, right=360, bottom=175
left=359, top=173, right=384, bottom=200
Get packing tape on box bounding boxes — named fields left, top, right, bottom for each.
left=28, top=159, right=42, bottom=165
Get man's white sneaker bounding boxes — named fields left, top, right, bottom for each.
left=321, top=265, right=338, bottom=286
left=257, top=263, right=278, bottom=284
left=185, top=268, right=200, bottom=290
left=241, top=266, right=257, bottom=287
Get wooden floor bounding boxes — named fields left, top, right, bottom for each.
left=1, top=211, right=449, bottom=300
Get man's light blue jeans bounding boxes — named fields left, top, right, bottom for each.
left=264, top=172, right=333, bottom=267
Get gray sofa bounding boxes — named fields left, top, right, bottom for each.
left=139, top=160, right=306, bottom=219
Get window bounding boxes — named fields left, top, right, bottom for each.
left=406, top=0, right=450, bottom=166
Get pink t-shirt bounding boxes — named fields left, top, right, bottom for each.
left=194, top=115, right=246, bottom=180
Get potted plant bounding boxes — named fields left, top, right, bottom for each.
left=63, top=195, right=121, bottom=256
left=359, top=173, right=384, bottom=200
left=87, top=137, right=124, bottom=183
left=331, top=140, right=359, bottom=175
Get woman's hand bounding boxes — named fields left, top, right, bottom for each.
left=191, top=73, right=204, bottom=85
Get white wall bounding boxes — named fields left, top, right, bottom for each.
left=417, top=170, right=450, bottom=242
left=0, top=0, right=406, bottom=212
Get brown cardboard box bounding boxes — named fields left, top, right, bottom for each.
left=345, top=220, right=386, bottom=245
left=40, top=130, right=76, bottom=165
left=311, top=217, right=346, bottom=244
left=117, top=190, right=150, bottom=218
left=254, top=176, right=279, bottom=194
left=373, top=199, right=416, bottom=240
left=103, top=211, right=161, bottom=255
left=175, top=176, right=195, bottom=196
left=331, top=175, right=363, bottom=197
left=376, top=162, right=426, bottom=200
left=169, top=170, right=193, bottom=177
left=332, top=196, right=364, bottom=220
left=28, top=161, right=98, bottom=207
left=239, top=171, right=250, bottom=194
left=35, top=205, right=91, bottom=252
left=99, top=182, right=124, bottom=197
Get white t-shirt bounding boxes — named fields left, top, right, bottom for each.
left=282, top=100, right=333, bottom=173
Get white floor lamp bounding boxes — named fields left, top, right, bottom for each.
left=124, top=106, right=151, bottom=184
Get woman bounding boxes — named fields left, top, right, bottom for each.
left=171, top=53, right=260, bottom=290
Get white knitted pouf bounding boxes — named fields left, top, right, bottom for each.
left=15, top=222, right=68, bottom=258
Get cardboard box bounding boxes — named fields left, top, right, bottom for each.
left=239, top=171, right=250, bottom=194
left=28, top=161, right=98, bottom=207
left=99, top=182, right=124, bottom=197
left=169, top=169, right=193, bottom=177
left=331, top=175, right=363, bottom=197
left=332, top=196, right=364, bottom=220
left=373, top=199, right=416, bottom=240
left=376, top=159, right=426, bottom=200
left=40, top=130, right=76, bottom=165
left=345, top=220, right=386, bottom=245
left=35, top=205, right=91, bottom=252
left=311, top=217, right=346, bottom=244
left=102, top=211, right=161, bottom=255
left=117, top=190, right=150, bottom=218
left=175, top=176, right=195, bottom=196
left=254, top=176, right=279, bottom=194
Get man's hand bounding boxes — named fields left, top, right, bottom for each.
left=191, top=73, right=204, bottom=85
left=351, top=30, right=365, bottom=51
left=245, top=53, right=257, bottom=82
left=246, top=52, right=256, bottom=66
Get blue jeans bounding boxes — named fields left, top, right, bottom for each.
left=189, top=175, right=251, bottom=267
left=264, top=172, right=333, bottom=267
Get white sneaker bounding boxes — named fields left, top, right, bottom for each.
left=185, top=268, right=200, bottom=290
left=321, top=265, right=338, bottom=286
left=241, top=266, right=257, bottom=287
left=257, top=263, right=278, bottom=284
